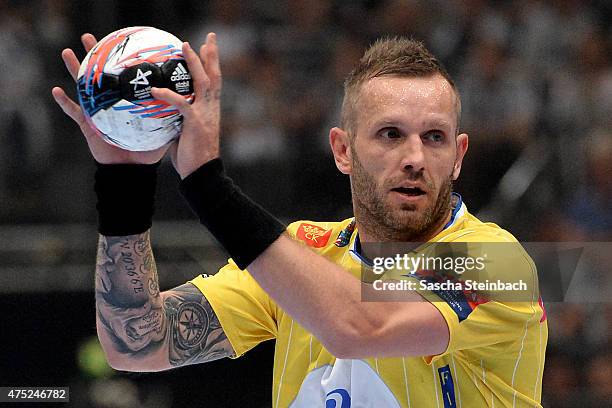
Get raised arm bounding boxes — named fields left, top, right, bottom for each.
left=95, top=231, right=233, bottom=371
left=52, top=33, right=233, bottom=371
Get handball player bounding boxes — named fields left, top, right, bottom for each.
left=52, top=32, right=547, bottom=407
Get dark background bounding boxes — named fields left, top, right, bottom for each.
left=0, top=0, right=610, bottom=406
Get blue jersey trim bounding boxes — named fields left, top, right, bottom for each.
left=444, top=193, right=463, bottom=230
left=350, top=235, right=374, bottom=267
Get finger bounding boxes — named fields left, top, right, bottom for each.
left=52, top=86, right=86, bottom=125
left=203, top=33, right=221, bottom=91
left=81, top=33, right=98, bottom=53
left=62, top=48, right=81, bottom=81
left=151, top=87, right=191, bottom=114
left=182, top=42, right=210, bottom=97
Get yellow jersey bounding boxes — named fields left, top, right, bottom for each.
left=190, top=196, right=548, bottom=407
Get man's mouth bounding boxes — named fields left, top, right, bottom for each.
left=391, top=186, right=427, bottom=197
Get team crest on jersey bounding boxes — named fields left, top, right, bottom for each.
left=335, top=218, right=356, bottom=247
left=296, top=223, right=332, bottom=248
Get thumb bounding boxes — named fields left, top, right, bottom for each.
left=52, top=86, right=86, bottom=125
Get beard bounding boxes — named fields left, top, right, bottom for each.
left=350, top=150, right=453, bottom=242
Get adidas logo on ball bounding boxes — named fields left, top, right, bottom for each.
left=171, top=63, right=191, bottom=81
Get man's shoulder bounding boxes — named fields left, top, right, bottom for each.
left=286, top=218, right=354, bottom=250
left=447, top=210, right=537, bottom=273
left=447, top=210, right=521, bottom=243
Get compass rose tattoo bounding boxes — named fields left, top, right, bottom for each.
left=177, top=303, right=208, bottom=348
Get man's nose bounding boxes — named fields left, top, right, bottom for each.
left=400, top=134, right=426, bottom=172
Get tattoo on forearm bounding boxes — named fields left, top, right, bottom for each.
left=164, top=284, right=232, bottom=365
left=95, top=231, right=233, bottom=367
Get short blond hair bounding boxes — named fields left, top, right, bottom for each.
left=341, top=37, right=461, bottom=136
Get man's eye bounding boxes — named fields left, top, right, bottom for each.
left=424, top=132, right=444, bottom=143
left=380, top=128, right=401, bottom=139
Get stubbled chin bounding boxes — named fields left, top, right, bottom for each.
left=398, top=202, right=419, bottom=211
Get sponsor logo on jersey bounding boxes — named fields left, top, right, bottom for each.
left=297, top=223, right=332, bottom=248
left=325, top=388, right=351, bottom=408
left=438, top=365, right=457, bottom=408
left=290, top=361, right=401, bottom=407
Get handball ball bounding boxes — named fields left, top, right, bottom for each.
left=77, top=26, right=194, bottom=151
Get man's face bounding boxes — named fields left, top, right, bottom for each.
left=345, top=74, right=467, bottom=241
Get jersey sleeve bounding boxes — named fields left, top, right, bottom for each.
left=187, top=220, right=345, bottom=358
left=421, top=294, right=541, bottom=364
left=189, top=260, right=279, bottom=358
left=396, top=237, right=543, bottom=364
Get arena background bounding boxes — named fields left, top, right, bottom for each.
left=0, top=0, right=610, bottom=406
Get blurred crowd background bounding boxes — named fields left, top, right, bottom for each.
left=0, top=0, right=610, bottom=406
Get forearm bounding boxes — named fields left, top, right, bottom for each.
left=95, top=231, right=165, bottom=368
left=248, top=234, right=448, bottom=358
left=95, top=231, right=233, bottom=371
left=248, top=235, right=383, bottom=355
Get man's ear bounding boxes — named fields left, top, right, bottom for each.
left=329, top=127, right=352, bottom=175
left=452, top=133, right=469, bottom=180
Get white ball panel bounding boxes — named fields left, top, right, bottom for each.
left=91, top=99, right=181, bottom=151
